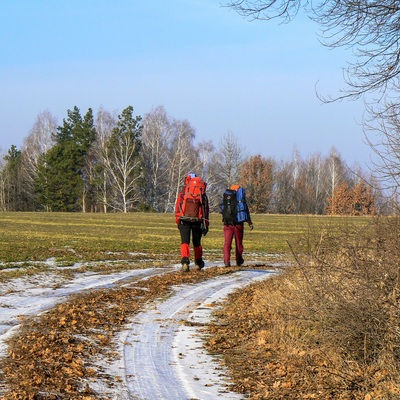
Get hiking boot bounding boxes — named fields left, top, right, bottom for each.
left=195, top=259, right=205, bottom=271
left=181, top=257, right=190, bottom=272
left=236, top=258, right=244, bottom=267
left=182, top=263, right=190, bottom=272
left=224, top=262, right=231, bottom=267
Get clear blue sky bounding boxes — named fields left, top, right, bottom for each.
left=0, top=0, right=371, bottom=166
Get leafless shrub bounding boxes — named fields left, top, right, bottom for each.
left=253, top=216, right=400, bottom=397
left=207, top=217, right=400, bottom=398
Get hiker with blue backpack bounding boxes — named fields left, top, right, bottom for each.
left=220, top=184, right=253, bottom=267
left=175, top=173, right=209, bottom=272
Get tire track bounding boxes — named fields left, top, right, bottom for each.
left=123, top=269, right=276, bottom=400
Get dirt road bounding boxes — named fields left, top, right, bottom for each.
left=0, top=262, right=276, bottom=399
left=121, top=268, right=275, bottom=400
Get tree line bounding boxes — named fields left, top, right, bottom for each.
left=0, top=105, right=385, bottom=215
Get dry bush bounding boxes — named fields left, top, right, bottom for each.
left=208, top=217, right=400, bottom=399
left=295, top=219, right=399, bottom=354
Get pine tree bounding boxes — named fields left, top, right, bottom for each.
left=35, top=107, right=96, bottom=211
left=2, top=145, right=22, bottom=211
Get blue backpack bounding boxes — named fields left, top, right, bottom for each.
left=236, top=187, right=249, bottom=223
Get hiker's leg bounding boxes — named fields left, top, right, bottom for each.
left=178, top=220, right=191, bottom=263
left=192, top=222, right=203, bottom=263
left=223, top=224, right=234, bottom=266
left=234, top=223, right=244, bottom=265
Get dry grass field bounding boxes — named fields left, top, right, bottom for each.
left=0, top=212, right=367, bottom=264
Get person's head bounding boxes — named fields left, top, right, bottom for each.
left=230, top=184, right=241, bottom=191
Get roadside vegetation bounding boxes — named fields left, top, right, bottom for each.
left=207, top=216, right=400, bottom=399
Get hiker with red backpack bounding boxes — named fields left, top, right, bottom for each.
left=175, top=173, right=209, bottom=272
left=220, top=184, right=253, bottom=267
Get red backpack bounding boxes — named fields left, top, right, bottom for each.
left=177, top=175, right=206, bottom=221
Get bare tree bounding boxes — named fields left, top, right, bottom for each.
left=101, top=106, right=142, bottom=213
left=22, top=110, right=56, bottom=165
left=165, top=119, right=198, bottom=212
left=291, top=149, right=312, bottom=214
left=226, top=0, right=400, bottom=100
left=271, top=159, right=295, bottom=213
left=94, top=107, right=117, bottom=212
left=215, top=131, right=245, bottom=188
left=323, top=147, right=350, bottom=199
left=365, top=104, right=400, bottom=190
left=196, top=140, right=222, bottom=212
left=141, top=106, right=173, bottom=212
left=304, top=152, right=326, bottom=214
left=226, top=0, right=400, bottom=204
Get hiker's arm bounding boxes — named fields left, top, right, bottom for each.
left=245, top=202, right=253, bottom=230
left=203, top=195, right=210, bottom=227
left=175, top=190, right=183, bottom=224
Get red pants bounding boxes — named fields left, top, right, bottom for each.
left=223, top=224, right=244, bottom=265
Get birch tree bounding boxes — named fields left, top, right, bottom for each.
left=21, top=111, right=56, bottom=185
left=305, top=153, right=325, bottom=214
left=196, top=140, right=221, bottom=212
left=324, top=148, right=348, bottom=197
left=215, top=131, right=244, bottom=189
left=271, top=160, right=295, bottom=214
left=166, top=119, right=197, bottom=212
left=94, top=107, right=117, bottom=212
left=20, top=110, right=57, bottom=208
left=292, top=150, right=327, bottom=214
left=141, top=106, right=173, bottom=212
left=102, top=106, right=142, bottom=213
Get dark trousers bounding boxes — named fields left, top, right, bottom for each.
left=178, top=220, right=203, bottom=262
